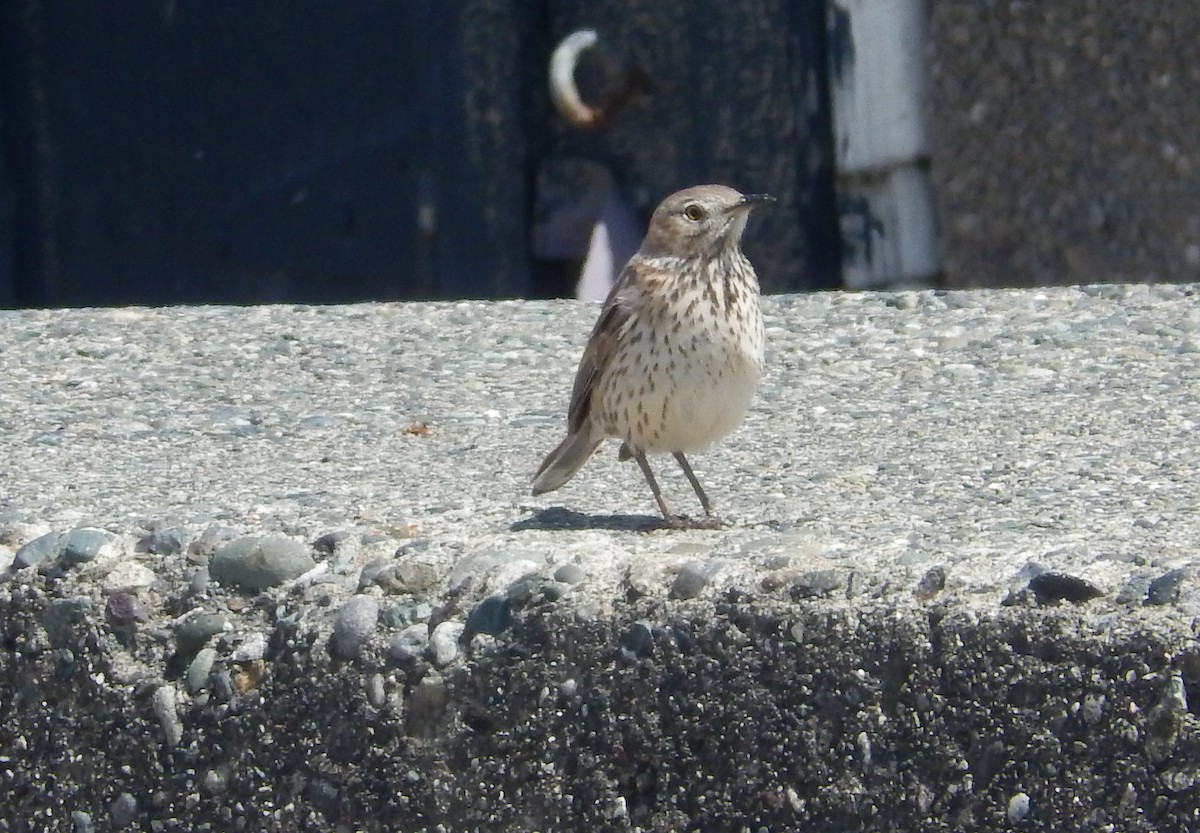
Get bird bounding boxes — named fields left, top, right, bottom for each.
left=532, top=184, right=773, bottom=528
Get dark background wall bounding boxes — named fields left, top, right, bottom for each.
left=4, top=2, right=1197, bottom=306
left=0, top=0, right=839, bottom=308
left=928, top=1, right=1200, bottom=288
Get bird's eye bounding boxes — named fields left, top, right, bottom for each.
left=684, top=204, right=707, bottom=221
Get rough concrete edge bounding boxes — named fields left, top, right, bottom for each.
left=3, top=581, right=1200, bottom=832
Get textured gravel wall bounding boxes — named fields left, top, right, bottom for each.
left=2, top=285, right=1200, bottom=831
left=928, top=2, right=1200, bottom=288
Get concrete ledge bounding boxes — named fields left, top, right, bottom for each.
left=2, top=285, right=1199, bottom=830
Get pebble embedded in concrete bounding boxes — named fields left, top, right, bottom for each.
left=1007, top=791, right=1031, bottom=823
left=914, top=566, right=946, bottom=600
left=105, top=592, right=148, bottom=625
left=1146, top=569, right=1187, bottom=605
left=209, top=535, right=316, bottom=591
left=14, top=532, right=63, bottom=569
left=553, top=563, right=586, bottom=584
left=429, top=621, right=466, bottom=667
left=103, top=561, right=157, bottom=594
left=151, top=685, right=183, bottom=748
left=466, top=595, right=511, bottom=635
left=389, top=624, right=430, bottom=662
left=669, top=560, right=722, bottom=600
left=366, top=672, right=386, bottom=707
left=109, top=792, right=138, bottom=826
left=331, top=594, right=380, bottom=659
left=1028, top=572, right=1105, bottom=605
left=175, top=613, right=231, bottom=657
left=137, top=526, right=185, bottom=555
left=61, top=528, right=114, bottom=566
left=186, top=648, right=218, bottom=693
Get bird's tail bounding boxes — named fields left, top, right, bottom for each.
left=532, top=430, right=600, bottom=495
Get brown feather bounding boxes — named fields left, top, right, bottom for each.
left=565, top=259, right=655, bottom=434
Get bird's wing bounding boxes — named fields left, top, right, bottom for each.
left=565, top=259, right=646, bottom=435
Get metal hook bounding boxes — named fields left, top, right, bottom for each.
left=549, top=29, right=647, bottom=130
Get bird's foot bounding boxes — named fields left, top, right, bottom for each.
left=664, top=514, right=725, bottom=530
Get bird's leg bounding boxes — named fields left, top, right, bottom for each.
left=672, top=452, right=714, bottom=515
left=632, top=449, right=681, bottom=526
left=673, top=452, right=723, bottom=528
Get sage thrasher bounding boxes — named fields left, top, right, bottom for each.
left=532, top=184, right=773, bottom=527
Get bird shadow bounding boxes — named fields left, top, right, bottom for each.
left=510, top=506, right=669, bottom=532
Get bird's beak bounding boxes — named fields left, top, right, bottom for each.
left=742, top=193, right=775, bottom=206
left=732, top=193, right=776, bottom=211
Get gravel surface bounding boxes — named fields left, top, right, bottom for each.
left=3, top=284, right=1198, bottom=606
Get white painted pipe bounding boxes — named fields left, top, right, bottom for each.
left=829, top=0, right=939, bottom=289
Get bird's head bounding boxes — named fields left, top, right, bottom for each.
left=640, top=184, right=774, bottom=259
